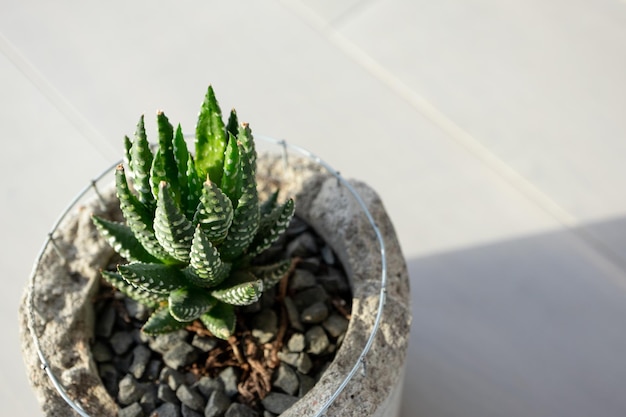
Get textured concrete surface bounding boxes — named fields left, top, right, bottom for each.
left=3, top=1, right=626, bottom=416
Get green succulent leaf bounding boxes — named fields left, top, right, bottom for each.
left=247, top=198, right=295, bottom=260
left=173, top=124, right=190, bottom=209
left=154, top=182, right=195, bottom=263
left=220, top=133, right=241, bottom=206
left=92, top=215, right=160, bottom=263
left=129, top=115, right=155, bottom=206
left=226, top=109, right=239, bottom=138
left=200, top=303, right=235, bottom=340
left=249, top=258, right=293, bottom=288
left=259, top=190, right=279, bottom=217
left=101, top=270, right=164, bottom=308
left=193, top=180, right=233, bottom=243
left=118, top=263, right=186, bottom=295
left=195, top=85, right=227, bottom=185
left=237, top=122, right=256, bottom=175
left=188, top=226, right=231, bottom=287
left=124, top=135, right=132, bottom=169
left=211, top=272, right=263, bottom=306
left=168, top=287, right=218, bottom=322
left=143, top=307, right=189, bottom=335
left=115, top=165, right=175, bottom=263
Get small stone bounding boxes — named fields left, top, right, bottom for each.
left=144, top=359, right=163, bottom=381
left=289, top=269, right=317, bottom=292
left=163, top=341, right=199, bottom=370
left=194, top=376, right=224, bottom=397
left=316, top=267, right=350, bottom=294
left=157, top=384, right=179, bottom=404
left=292, top=287, right=328, bottom=311
left=287, top=333, right=306, bottom=353
left=322, top=313, right=350, bottom=338
left=305, top=326, right=330, bottom=355
left=140, top=385, right=158, bottom=414
left=191, top=335, right=218, bottom=352
left=283, top=297, right=304, bottom=332
left=296, top=257, right=321, bottom=273
left=277, top=350, right=299, bottom=368
left=119, top=402, right=143, bottom=417
left=225, top=403, right=259, bottom=417
left=218, top=367, right=239, bottom=398
left=295, top=352, right=313, bottom=375
left=286, top=232, right=318, bottom=258
left=320, top=244, right=336, bottom=265
left=181, top=404, right=204, bottom=417
left=204, top=389, right=231, bottom=417
left=261, top=392, right=298, bottom=415
left=298, top=372, right=316, bottom=397
left=130, top=344, right=152, bottom=379
left=300, top=301, right=329, bottom=324
left=176, top=385, right=206, bottom=411
left=91, top=340, right=113, bottom=362
left=263, top=412, right=277, bottom=417
left=151, top=402, right=180, bottom=417
left=286, top=216, right=309, bottom=237
left=124, top=297, right=150, bottom=321
left=118, top=374, right=144, bottom=406
left=112, top=351, right=134, bottom=374
left=272, top=363, right=299, bottom=396
left=251, top=309, right=278, bottom=343
left=149, top=330, right=189, bottom=354
left=160, top=367, right=185, bottom=391
left=110, top=330, right=135, bottom=355
left=98, top=363, right=119, bottom=397
left=95, top=303, right=116, bottom=337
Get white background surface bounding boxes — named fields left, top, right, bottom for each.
left=2, top=1, right=626, bottom=416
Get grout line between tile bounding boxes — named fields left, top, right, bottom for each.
left=0, top=31, right=117, bottom=161
left=278, top=0, right=626, bottom=285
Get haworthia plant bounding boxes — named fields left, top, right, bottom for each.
left=93, top=85, right=295, bottom=339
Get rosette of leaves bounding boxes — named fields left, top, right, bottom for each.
left=92, top=86, right=295, bottom=339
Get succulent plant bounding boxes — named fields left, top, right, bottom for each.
left=92, top=86, right=295, bottom=339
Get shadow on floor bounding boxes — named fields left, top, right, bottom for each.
left=399, top=216, right=626, bottom=417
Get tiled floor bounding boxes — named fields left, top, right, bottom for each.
left=2, top=1, right=626, bottom=416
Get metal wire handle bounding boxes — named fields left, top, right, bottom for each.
left=26, top=136, right=388, bottom=417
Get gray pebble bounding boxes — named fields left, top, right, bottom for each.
left=300, top=301, right=329, bottom=324
left=98, top=362, right=119, bottom=397
left=139, top=385, right=158, bottom=413
left=163, top=341, right=199, bottom=370
left=130, top=344, right=152, bottom=379
left=322, top=313, right=350, bottom=338
left=316, top=267, right=350, bottom=294
left=149, top=330, right=189, bottom=355
left=110, top=330, right=135, bottom=355
left=181, top=404, right=204, bottom=417
left=296, top=352, right=313, bottom=375
left=95, top=303, right=116, bottom=338
left=91, top=340, right=113, bottom=362
left=144, top=359, right=162, bottom=381
left=289, top=269, right=317, bottom=292
left=320, top=244, right=336, bottom=265
left=119, top=402, right=143, bottom=417
left=225, top=403, right=259, bottom=417
left=118, top=374, right=144, bottom=406
left=160, top=367, right=185, bottom=391
left=191, top=334, right=218, bottom=352
left=287, top=333, right=306, bottom=353
left=263, top=412, right=277, bottom=417
left=152, top=402, right=180, bottom=417
left=286, top=232, right=318, bottom=258
left=286, top=217, right=309, bottom=237
left=292, top=287, right=328, bottom=311
left=261, top=392, right=298, bottom=415
left=194, top=376, right=224, bottom=397
left=218, top=367, right=239, bottom=398
left=157, top=384, right=180, bottom=404
left=124, top=297, right=150, bottom=321
left=204, top=389, right=231, bottom=417
left=305, top=326, right=330, bottom=355
left=176, top=384, right=206, bottom=411
left=277, top=350, right=299, bottom=368
left=298, top=372, right=316, bottom=397
left=283, top=297, right=304, bottom=332
left=272, top=363, right=299, bottom=396
left=251, top=309, right=278, bottom=344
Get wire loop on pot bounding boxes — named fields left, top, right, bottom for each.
left=26, top=136, right=388, bottom=417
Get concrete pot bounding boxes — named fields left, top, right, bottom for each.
left=19, top=152, right=411, bottom=417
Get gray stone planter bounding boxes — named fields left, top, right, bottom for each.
left=19, top=151, right=411, bottom=417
